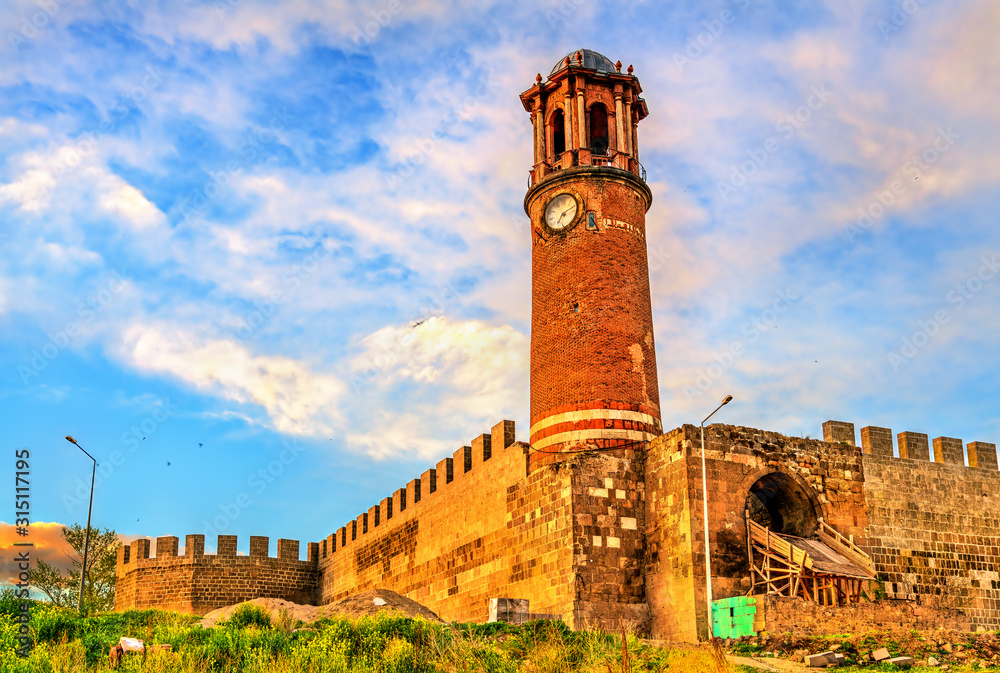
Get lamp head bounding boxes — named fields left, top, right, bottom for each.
left=65, top=435, right=78, bottom=445
left=722, top=395, right=733, bottom=405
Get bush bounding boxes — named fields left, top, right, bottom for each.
left=226, top=603, right=272, bottom=630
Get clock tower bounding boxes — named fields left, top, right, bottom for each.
left=521, top=50, right=661, bottom=469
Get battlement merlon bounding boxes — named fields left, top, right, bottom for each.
left=116, top=534, right=316, bottom=569
left=320, top=419, right=519, bottom=557
left=828, top=419, right=997, bottom=470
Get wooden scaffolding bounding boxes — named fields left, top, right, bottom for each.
left=745, top=511, right=876, bottom=606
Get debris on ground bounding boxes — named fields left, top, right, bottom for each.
left=723, top=629, right=1000, bottom=670
left=199, top=589, right=444, bottom=628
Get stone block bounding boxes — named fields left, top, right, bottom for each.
left=472, top=433, right=492, bottom=467
left=968, top=441, right=998, bottom=470
left=885, top=656, right=914, bottom=668
left=436, top=456, right=454, bottom=485
left=823, top=421, right=855, bottom=445
left=249, top=536, right=269, bottom=557
left=933, top=436, right=964, bottom=465
left=454, top=445, right=472, bottom=474
left=860, top=426, right=893, bottom=457
left=217, top=535, right=237, bottom=557
left=897, top=432, right=929, bottom=461
left=185, top=534, right=205, bottom=558
left=277, top=539, right=299, bottom=560
left=872, top=648, right=891, bottom=662
left=805, top=651, right=836, bottom=667
left=420, top=468, right=437, bottom=496
left=155, top=536, right=178, bottom=558
left=406, top=478, right=421, bottom=506
left=488, top=597, right=529, bottom=624
left=492, top=420, right=516, bottom=450
left=131, top=538, right=150, bottom=560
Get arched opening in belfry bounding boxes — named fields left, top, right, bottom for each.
left=746, top=472, right=819, bottom=538
left=589, top=103, right=609, bottom=155
left=551, top=109, right=566, bottom=156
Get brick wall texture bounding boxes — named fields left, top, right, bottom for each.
left=525, top=167, right=660, bottom=469
left=757, top=595, right=970, bottom=635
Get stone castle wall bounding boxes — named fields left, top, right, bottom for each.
left=644, top=424, right=870, bottom=641
left=860, top=437, right=1000, bottom=630
left=316, top=421, right=580, bottom=624
left=114, top=534, right=317, bottom=615
left=114, top=417, right=1000, bottom=639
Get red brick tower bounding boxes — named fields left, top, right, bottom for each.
left=520, top=50, right=661, bottom=468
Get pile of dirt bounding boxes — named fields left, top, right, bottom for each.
left=199, top=589, right=444, bottom=628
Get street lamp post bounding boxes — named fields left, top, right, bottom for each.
left=65, top=436, right=96, bottom=614
left=700, top=394, right=733, bottom=641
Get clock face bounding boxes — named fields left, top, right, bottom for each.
left=544, top=193, right=579, bottom=232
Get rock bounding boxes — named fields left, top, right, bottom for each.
left=943, top=643, right=953, bottom=653
left=873, top=647, right=892, bottom=662
left=805, top=651, right=838, bottom=667
left=927, top=656, right=940, bottom=666
left=886, top=656, right=915, bottom=668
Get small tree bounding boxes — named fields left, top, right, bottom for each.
left=29, top=524, right=120, bottom=613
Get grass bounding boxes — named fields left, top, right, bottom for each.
left=1, top=592, right=732, bottom=672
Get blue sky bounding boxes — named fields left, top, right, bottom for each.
left=1, top=0, right=998, bottom=571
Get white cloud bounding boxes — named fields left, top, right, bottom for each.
left=0, top=166, right=55, bottom=212
left=345, top=316, right=528, bottom=459
left=117, top=324, right=345, bottom=437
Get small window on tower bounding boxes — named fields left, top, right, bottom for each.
left=587, top=212, right=597, bottom=230
left=552, top=109, right=566, bottom=156
left=573, top=303, right=580, bottom=313
left=589, top=103, right=609, bottom=156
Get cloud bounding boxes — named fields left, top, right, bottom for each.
left=117, top=324, right=346, bottom=437
left=345, top=316, right=529, bottom=459
left=0, top=522, right=74, bottom=587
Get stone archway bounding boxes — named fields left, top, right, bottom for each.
left=744, top=470, right=822, bottom=538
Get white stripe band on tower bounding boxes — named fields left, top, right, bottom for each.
left=531, top=429, right=658, bottom=451
left=529, top=408, right=660, bottom=437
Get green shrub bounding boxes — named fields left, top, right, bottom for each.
left=226, top=603, right=272, bottom=630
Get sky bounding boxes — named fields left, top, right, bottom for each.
left=1, top=0, right=998, bottom=581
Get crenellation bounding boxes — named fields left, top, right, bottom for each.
left=307, top=542, right=319, bottom=564
left=357, top=512, right=368, bottom=535
left=277, top=539, right=299, bottom=560
left=217, top=535, right=237, bottom=556
left=155, top=536, right=178, bottom=558
left=370, top=504, right=380, bottom=528
left=968, top=441, right=998, bottom=470
left=339, top=526, right=346, bottom=548
left=437, top=456, right=454, bottom=485
left=898, top=431, right=930, bottom=461
left=861, top=426, right=893, bottom=457
left=472, top=433, right=491, bottom=467
left=823, top=420, right=856, bottom=445
left=350, top=519, right=357, bottom=541
left=933, top=436, right=965, bottom=465
left=186, top=534, right=205, bottom=559
left=250, top=536, right=269, bottom=557
left=420, top=468, right=436, bottom=497
left=380, top=496, right=393, bottom=522
left=492, top=420, right=516, bottom=451
left=395, top=486, right=407, bottom=513
left=132, top=538, right=150, bottom=560
left=407, top=478, right=421, bottom=506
